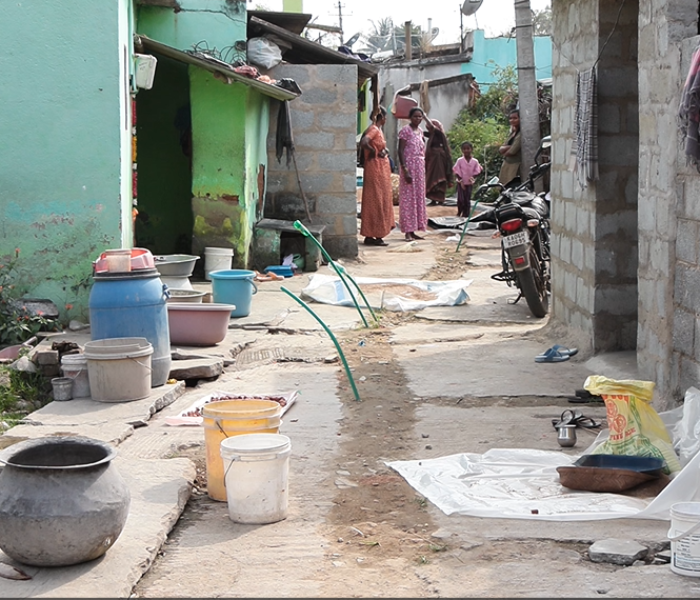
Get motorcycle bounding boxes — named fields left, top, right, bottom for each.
left=468, top=136, right=552, bottom=318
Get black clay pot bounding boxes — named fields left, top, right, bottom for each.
left=0, top=436, right=131, bottom=567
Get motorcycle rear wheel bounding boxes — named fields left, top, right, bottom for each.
left=516, top=249, right=548, bottom=318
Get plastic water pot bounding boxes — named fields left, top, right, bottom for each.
left=88, top=268, right=171, bottom=387
left=201, top=399, right=282, bottom=501
left=220, top=433, right=291, bottom=524
left=209, top=269, right=258, bottom=318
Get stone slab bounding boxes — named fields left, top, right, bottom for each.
left=0, top=456, right=194, bottom=598
left=6, top=381, right=186, bottom=440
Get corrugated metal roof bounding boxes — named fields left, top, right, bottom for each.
left=133, top=34, right=300, bottom=102
left=247, top=16, right=378, bottom=84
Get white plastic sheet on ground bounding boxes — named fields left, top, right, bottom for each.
left=386, top=396, right=700, bottom=522
left=300, top=274, right=471, bottom=312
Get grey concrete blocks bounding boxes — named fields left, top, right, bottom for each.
left=571, top=238, right=584, bottom=269
left=294, top=131, right=335, bottom=150
left=316, top=195, right=354, bottom=214
left=300, top=88, right=339, bottom=105
left=676, top=219, right=698, bottom=265
left=598, top=104, right=621, bottom=134
left=318, top=152, right=355, bottom=171
left=673, top=307, right=695, bottom=355
left=316, top=64, right=357, bottom=85
left=318, top=112, right=356, bottom=129
left=595, top=285, right=638, bottom=315
left=323, top=235, right=358, bottom=259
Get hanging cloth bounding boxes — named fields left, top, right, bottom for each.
left=276, top=100, right=294, bottom=166
left=679, top=45, right=700, bottom=172
left=574, top=66, right=599, bottom=188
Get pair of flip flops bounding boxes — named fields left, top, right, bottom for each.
left=551, top=409, right=601, bottom=430
left=568, top=388, right=604, bottom=404
left=535, top=344, right=578, bottom=363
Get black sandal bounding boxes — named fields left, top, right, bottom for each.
left=552, top=409, right=601, bottom=430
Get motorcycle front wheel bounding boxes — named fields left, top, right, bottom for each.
left=515, top=248, right=548, bottom=318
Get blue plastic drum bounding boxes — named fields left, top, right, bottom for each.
left=88, top=268, right=171, bottom=387
left=209, top=270, right=258, bottom=318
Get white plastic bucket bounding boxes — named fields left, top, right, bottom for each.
left=668, top=502, right=700, bottom=577
left=83, top=337, right=153, bottom=403
left=204, top=247, right=234, bottom=281
left=220, top=433, right=291, bottom=524
left=60, top=354, right=91, bottom=398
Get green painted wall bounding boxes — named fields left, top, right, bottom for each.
left=0, top=0, right=133, bottom=322
left=137, top=0, right=246, bottom=54
left=190, top=68, right=252, bottom=265
left=135, top=54, right=194, bottom=254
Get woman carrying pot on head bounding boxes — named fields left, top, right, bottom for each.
left=398, top=107, right=432, bottom=241
left=424, top=119, right=454, bottom=205
left=359, top=106, right=394, bottom=247
left=498, top=109, right=522, bottom=188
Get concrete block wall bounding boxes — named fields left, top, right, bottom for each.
left=265, top=64, right=359, bottom=259
left=551, top=0, right=639, bottom=355
left=550, top=0, right=599, bottom=349
left=592, top=0, right=639, bottom=352
left=637, top=5, right=696, bottom=406
left=668, top=32, right=700, bottom=403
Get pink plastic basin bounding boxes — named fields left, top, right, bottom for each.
left=167, top=303, right=236, bottom=346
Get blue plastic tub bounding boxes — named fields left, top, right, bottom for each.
left=209, top=269, right=258, bottom=318
left=264, top=265, right=294, bottom=278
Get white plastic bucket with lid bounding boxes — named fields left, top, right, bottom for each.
left=204, top=247, right=234, bottom=281
left=83, top=337, right=153, bottom=403
left=668, top=501, right=700, bottom=577
left=60, top=354, right=91, bottom=398
left=220, top=433, right=291, bottom=524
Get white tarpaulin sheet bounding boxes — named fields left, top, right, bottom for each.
left=386, top=393, right=700, bottom=522
left=300, top=274, right=472, bottom=312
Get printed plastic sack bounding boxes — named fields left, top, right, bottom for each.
left=584, top=375, right=681, bottom=475
left=247, top=37, right=283, bottom=70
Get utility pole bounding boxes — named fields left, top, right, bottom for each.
left=336, top=1, right=344, bottom=43
left=513, top=0, right=539, bottom=183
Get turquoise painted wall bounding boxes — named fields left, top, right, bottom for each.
left=137, top=0, right=246, bottom=54
left=0, top=0, right=132, bottom=322
left=463, top=30, right=552, bottom=87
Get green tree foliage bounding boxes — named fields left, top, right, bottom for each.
left=446, top=64, right=518, bottom=182
left=532, top=8, right=552, bottom=36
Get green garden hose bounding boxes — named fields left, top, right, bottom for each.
left=281, top=286, right=361, bottom=402
left=293, top=220, right=379, bottom=326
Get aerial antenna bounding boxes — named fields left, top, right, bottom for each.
left=461, top=0, right=483, bottom=16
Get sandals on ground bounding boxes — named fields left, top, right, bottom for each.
left=551, top=409, right=601, bottom=430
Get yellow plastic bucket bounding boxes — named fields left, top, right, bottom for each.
left=201, top=400, right=282, bottom=501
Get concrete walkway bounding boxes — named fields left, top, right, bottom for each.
left=0, top=226, right=694, bottom=597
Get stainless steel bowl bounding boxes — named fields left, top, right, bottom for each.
left=154, top=255, right=199, bottom=277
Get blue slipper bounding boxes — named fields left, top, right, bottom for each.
left=535, top=346, right=570, bottom=363
left=551, top=344, right=578, bottom=357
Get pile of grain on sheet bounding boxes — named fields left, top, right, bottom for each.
left=358, top=283, right=438, bottom=301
